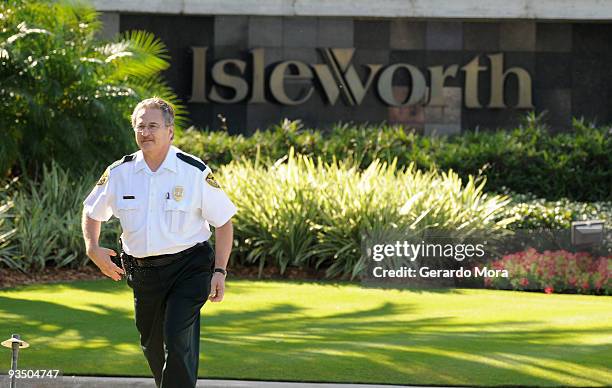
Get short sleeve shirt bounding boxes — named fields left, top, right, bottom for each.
left=83, top=146, right=237, bottom=258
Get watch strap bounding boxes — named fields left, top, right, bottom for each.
left=214, top=268, right=227, bottom=276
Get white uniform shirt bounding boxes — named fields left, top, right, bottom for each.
left=83, top=145, right=237, bottom=258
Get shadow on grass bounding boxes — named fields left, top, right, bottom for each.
left=0, top=281, right=610, bottom=386
left=200, top=302, right=611, bottom=386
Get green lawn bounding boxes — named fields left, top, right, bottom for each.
left=0, top=279, right=610, bottom=386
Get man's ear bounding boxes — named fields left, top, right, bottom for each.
left=169, top=125, right=174, bottom=141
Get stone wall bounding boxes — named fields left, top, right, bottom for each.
left=113, top=15, right=612, bottom=133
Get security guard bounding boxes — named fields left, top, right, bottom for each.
left=81, top=97, right=236, bottom=388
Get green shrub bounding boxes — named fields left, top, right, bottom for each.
left=175, top=119, right=434, bottom=172
left=1, top=163, right=120, bottom=271
left=0, top=0, right=185, bottom=176
left=495, top=191, right=612, bottom=230
left=447, top=115, right=611, bottom=202
left=0, top=187, right=17, bottom=268
left=1, top=159, right=609, bottom=277
left=220, top=149, right=514, bottom=278
left=176, top=115, right=611, bottom=202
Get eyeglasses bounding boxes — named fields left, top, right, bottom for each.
left=134, top=124, right=163, bottom=135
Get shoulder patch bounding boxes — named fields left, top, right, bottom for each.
left=205, top=172, right=221, bottom=189
left=96, top=168, right=110, bottom=186
left=177, top=152, right=207, bottom=171
left=96, top=154, right=135, bottom=186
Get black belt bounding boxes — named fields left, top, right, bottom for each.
left=123, top=242, right=206, bottom=268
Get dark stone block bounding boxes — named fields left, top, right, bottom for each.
left=283, top=17, right=318, bottom=48
left=463, top=22, right=500, bottom=51
left=535, top=53, right=572, bottom=89
left=246, top=103, right=282, bottom=132
left=279, top=92, right=327, bottom=127
left=318, top=17, right=354, bottom=47
left=534, top=89, right=572, bottom=132
left=500, top=22, right=536, bottom=51
left=214, top=16, right=248, bottom=49
left=426, top=22, right=462, bottom=51
left=390, top=50, right=426, bottom=67
left=390, top=20, right=426, bottom=50
left=349, top=86, right=389, bottom=122
left=572, top=23, right=612, bottom=57
left=571, top=57, right=611, bottom=125
left=536, top=23, right=572, bottom=52
left=354, top=20, right=390, bottom=49
left=313, top=104, right=361, bottom=126
left=248, top=16, right=283, bottom=48
left=352, top=49, right=389, bottom=69
left=212, top=103, right=247, bottom=134
left=186, top=104, right=213, bottom=130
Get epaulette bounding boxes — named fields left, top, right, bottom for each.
left=96, top=154, right=135, bottom=185
left=109, top=154, right=136, bottom=170
left=177, top=152, right=221, bottom=189
left=176, top=152, right=207, bottom=171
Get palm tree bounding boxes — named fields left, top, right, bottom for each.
left=0, top=0, right=186, bottom=176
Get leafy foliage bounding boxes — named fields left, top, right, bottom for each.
left=495, top=191, right=612, bottom=230
left=1, top=159, right=610, bottom=276
left=0, top=162, right=120, bottom=271
left=220, top=150, right=514, bottom=279
left=176, top=115, right=612, bottom=202
left=0, top=0, right=185, bottom=176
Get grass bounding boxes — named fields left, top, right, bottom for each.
left=0, top=279, right=610, bottom=386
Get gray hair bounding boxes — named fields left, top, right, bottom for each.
left=131, top=97, right=175, bottom=128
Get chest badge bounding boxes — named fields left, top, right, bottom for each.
left=173, top=186, right=184, bottom=202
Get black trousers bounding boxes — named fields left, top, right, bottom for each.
left=123, top=242, right=214, bottom=388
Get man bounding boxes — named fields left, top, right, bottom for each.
left=81, top=97, right=236, bottom=388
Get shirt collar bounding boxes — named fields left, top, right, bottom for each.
left=134, top=146, right=178, bottom=174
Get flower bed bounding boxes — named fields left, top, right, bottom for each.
left=484, top=248, right=610, bottom=295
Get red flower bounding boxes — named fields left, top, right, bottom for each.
left=544, top=287, right=554, bottom=294
left=487, top=250, right=611, bottom=295
left=582, top=281, right=590, bottom=290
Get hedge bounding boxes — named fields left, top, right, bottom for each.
left=1, top=157, right=610, bottom=278
left=175, top=115, right=611, bottom=202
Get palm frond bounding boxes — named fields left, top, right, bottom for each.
left=105, top=30, right=169, bottom=79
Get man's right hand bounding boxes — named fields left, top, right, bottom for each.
left=87, top=246, right=125, bottom=281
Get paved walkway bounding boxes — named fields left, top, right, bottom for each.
left=0, top=375, right=434, bottom=387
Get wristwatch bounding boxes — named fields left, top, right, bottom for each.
left=214, top=268, right=227, bottom=276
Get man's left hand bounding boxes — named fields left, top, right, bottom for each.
left=208, top=273, right=225, bottom=302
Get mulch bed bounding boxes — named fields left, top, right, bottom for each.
left=0, top=263, right=330, bottom=289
